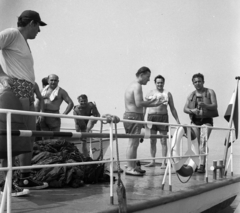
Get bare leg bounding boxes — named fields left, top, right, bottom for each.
left=18, top=143, right=33, bottom=173
left=145, top=129, right=157, bottom=167
left=82, top=139, right=89, bottom=157
left=18, top=102, right=35, bottom=174
left=126, top=138, right=139, bottom=170
left=86, top=120, right=96, bottom=132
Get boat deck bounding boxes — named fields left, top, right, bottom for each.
left=4, top=162, right=240, bottom=213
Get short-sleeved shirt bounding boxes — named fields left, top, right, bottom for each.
left=0, top=28, right=35, bottom=84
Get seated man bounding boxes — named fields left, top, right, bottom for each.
left=73, top=94, right=100, bottom=156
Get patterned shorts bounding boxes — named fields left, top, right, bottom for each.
left=10, top=78, right=34, bottom=105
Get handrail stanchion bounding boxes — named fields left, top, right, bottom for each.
left=6, top=112, right=12, bottom=213
left=205, top=126, right=208, bottom=183
left=168, top=125, right=172, bottom=191
left=109, top=121, right=114, bottom=204
left=230, top=130, right=233, bottom=176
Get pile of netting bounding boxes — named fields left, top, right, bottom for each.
left=14, top=139, right=112, bottom=188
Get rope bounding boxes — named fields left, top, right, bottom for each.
left=176, top=171, right=192, bottom=183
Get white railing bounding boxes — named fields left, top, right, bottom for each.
left=0, top=109, right=235, bottom=213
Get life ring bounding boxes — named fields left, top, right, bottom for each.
left=171, top=126, right=199, bottom=177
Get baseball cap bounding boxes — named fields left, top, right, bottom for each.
left=19, top=10, right=47, bottom=26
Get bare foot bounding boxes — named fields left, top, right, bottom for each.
left=144, top=162, right=155, bottom=167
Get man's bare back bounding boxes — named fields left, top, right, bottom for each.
left=124, top=81, right=144, bottom=114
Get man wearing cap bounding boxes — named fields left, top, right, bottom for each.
left=0, top=10, right=48, bottom=196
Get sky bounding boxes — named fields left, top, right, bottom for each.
left=0, top=0, right=239, bottom=132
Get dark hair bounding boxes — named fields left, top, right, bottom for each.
left=77, top=94, right=88, bottom=101
left=17, top=17, right=39, bottom=27
left=192, top=73, right=204, bottom=82
left=154, top=75, right=165, bottom=83
left=136, top=66, right=151, bottom=77
left=42, top=77, right=49, bottom=87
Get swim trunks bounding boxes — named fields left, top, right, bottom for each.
left=123, top=112, right=144, bottom=134
left=191, top=117, right=213, bottom=126
left=40, top=109, right=61, bottom=131
left=147, top=114, right=169, bottom=132
left=11, top=78, right=35, bottom=105
left=0, top=86, right=32, bottom=158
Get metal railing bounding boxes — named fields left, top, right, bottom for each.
left=0, top=109, right=235, bottom=213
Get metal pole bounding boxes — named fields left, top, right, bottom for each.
left=168, top=126, right=172, bottom=191
left=223, top=77, right=239, bottom=174
left=109, top=122, right=114, bottom=204
left=205, top=126, right=208, bottom=183
left=6, top=112, right=12, bottom=213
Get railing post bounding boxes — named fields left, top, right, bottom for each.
left=230, top=130, right=234, bottom=176
left=7, top=112, right=12, bottom=213
left=212, top=161, right=217, bottom=180
left=109, top=121, right=114, bottom=204
left=168, top=126, right=172, bottom=191
left=205, top=125, right=208, bottom=183
left=219, top=160, right=223, bottom=178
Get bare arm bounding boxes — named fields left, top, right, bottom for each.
left=73, top=108, right=80, bottom=131
left=183, top=93, right=199, bottom=115
left=168, top=92, right=180, bottom=124
left=61, top=90, right=74, bottom=115
left=34, top=83, right=44, bottom=112
left=91, top=102, right=100, bottom=117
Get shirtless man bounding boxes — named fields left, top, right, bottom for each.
left=184, top=73, right=218, bottom=173
left=73, top=94, right=100, bottom=156
left=124, top=67, right=166, bottom=176
left=144, top=75, right=180, bottom=168
left=37, top=74, right=74, bottom=132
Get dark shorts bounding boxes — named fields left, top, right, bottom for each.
left=40, top=110, right=61, bottom=131
left=123, top=112, right=144, bottom=134
left=192, top=117, right=213, bottom=126
left=0, top=84, right=34, bottom=158
left=148, top=114, right=169, bottom=132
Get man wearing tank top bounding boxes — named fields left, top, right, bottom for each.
left=184, top=73, right=218, bottom=173
left=145, top=75, right=180, bottom=168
